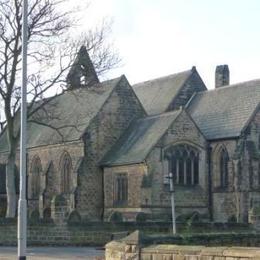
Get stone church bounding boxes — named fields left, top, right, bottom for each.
left=0, top=47, right=259, bottom=223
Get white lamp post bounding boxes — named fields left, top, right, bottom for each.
left=18, top=0, right=28, bottom=259
left=168, top=172, right=176, bottom=235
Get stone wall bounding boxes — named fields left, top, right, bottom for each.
left=0, top=223, right=112, bottom=246
left=106, top=243, right=260, bottom=260
left=211, top=139, right=244, bottom=223
left=0, top=76, right=146, bottom=221
left=77, top=76, right=146, bottom=220
left=103, top=110, right=209, bottom=221
left=0, top=141, right=84, bottom=219
left=104, top=164, right=147, bottom=221
left=105, top=231, right=260, bottom=260
left=209, top=106, right=260, bottom=223
left=145, top=110, right=208, bottom=218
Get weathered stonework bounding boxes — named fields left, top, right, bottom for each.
left=104, top=110, right=209, bottom=220
left=105, top=231, right=260, bottom=260
left=0, top=59, right=259, bottom=225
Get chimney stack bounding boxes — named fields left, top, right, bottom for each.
left=215, top=65, right=229, bottom=88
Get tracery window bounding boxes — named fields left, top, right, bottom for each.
left=60, top=152, right=72, bottom=193
left=219, top=149, right=229, bottom=188
left=166, top=145, right=200, bottom=186
left=114, top=173, right=128, bottom=205
left=30, top=156, right=42, bottom=199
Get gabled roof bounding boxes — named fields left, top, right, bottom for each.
left=101, top=110, right=181, bottom=166
left=132, top=69, right=193, bottom=115
left=0, top=77, right=122, bottom=152
left=187, top=79, right=260, bottom=140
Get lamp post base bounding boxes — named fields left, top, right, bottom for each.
left=18, top=257, right=26, bottom=260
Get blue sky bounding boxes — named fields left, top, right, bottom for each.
left=74, top=0, right=260, bottom=89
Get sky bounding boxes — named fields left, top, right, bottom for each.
left=71, top=0, right=260, bottom=89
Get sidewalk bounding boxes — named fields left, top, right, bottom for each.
left=0, top=247, right=105, bottom=260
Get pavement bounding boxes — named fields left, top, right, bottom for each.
left=0, top=247, right=105, bottom=260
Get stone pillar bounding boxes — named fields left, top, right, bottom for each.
left=106, top=230, right=144, bottom=260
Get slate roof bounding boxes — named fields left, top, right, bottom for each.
left=133, top=69, right=193, bottom=115
left=0, top=77, right=122, bottom=152
left=101, top=110, right=181, bottom=166
left=187, top=80, right=260, bottom=140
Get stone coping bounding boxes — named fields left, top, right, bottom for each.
left=106, top=241, right=260, bottom=259
left=142, top=245, right=260, bottom=258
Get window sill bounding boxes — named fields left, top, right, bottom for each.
left=113, top=202, right=128, bottom=207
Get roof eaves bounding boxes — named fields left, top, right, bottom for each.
left=183, top=108, right=208, bottom=141
left=101, top=159, right=146, bottom=168
left=240, top=101, right=260, bottom=137
left=100, top=110, right=182, bottom=167
left=144, top=109, right=183, bottom=161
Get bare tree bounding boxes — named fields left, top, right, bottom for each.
left=0, top=0, right=120, bottom=217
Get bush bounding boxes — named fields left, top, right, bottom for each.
left=109, top=212, right=123, bottom=223
left=227, top=215, right=237, bottom=223
left=136, top=212, right=147, bottom=223
left=67, top=210, right=81, bottom=224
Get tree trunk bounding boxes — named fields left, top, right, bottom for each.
left=5, top=152, right=17, bottom=218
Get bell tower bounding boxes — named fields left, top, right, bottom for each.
left=66, top=46, right=99, bottom=89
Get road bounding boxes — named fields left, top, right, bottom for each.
left=0, top=247, right=105, bottom=260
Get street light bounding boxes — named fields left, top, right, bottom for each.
left=18, top=0, right=28, bottom=259
left=168, top=172, right=176, bottom=235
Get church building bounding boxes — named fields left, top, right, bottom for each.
left=0, top=47, right=259, bottom=223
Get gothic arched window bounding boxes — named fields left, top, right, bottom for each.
left=30, top=156, right=42, bottom=199
left=166, top=144, right=200, bottom=186
left=219, top=149, right=229, bottom=188
left=60, top=152, right=72, bottom=193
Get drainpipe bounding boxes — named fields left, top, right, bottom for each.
left=207, top=144, right=213, bottom=221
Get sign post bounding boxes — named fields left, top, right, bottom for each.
left=168, top=172, right=176, bottom=235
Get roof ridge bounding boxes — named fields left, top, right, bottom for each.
left=137, top=109, right=181, bottom=121
left=133, top=69, right=192, bottom=87
left=195, top=78, right=260, bottom=95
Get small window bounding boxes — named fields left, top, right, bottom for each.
left=114, top=173, right=128, bottom=206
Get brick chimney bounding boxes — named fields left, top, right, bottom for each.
left=215, top=65, right=229, bottom=88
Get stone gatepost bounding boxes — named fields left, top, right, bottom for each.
left=106, top=230, right=144, bottom=260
